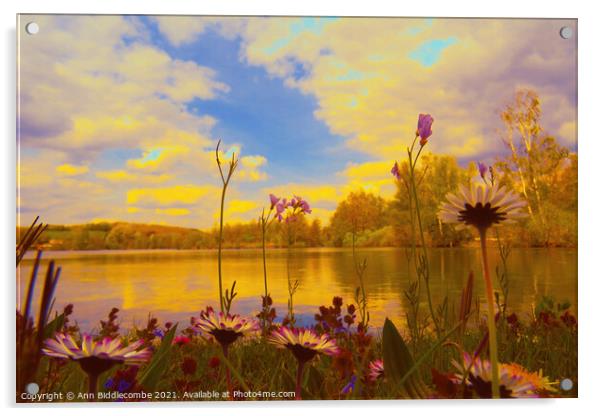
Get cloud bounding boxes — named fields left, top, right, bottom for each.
left=236, top=17, right=577, bottom=161
left=95, top=170, right=173, bottom=184
left=126, top=185, right=218, bottom=208
left=339, top=160, right=397, bottom=197
left=17, top=15, right=267, bottom=228
left=409, top=37, right=458, bottom=67
left=127, top=146, right=190, bottom=172
left=155, top=208, right=191, bottom=216
left=19, top=15, right=227, bottom=156
left=56, top=163, right=89, bottom=176
left=152, top=16, right=246, bottom=46
left=222, top=199, right=259, bottom=222
left=153, top=16, right=209, bottom=46
left=237, top=155, right=268, bottom=182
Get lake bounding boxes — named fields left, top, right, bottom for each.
left=17, top=247, right=577, bottom=332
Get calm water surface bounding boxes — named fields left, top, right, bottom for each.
left=17, top=247, right=577, bottom=331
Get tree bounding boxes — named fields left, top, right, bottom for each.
left=496, top=89, right=571, bottom=245
left=390, top=154, right=473, bottom=247
left=328, top=190, right=387, bottom=246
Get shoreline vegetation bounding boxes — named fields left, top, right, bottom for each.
left=17, top=101, right=578, bottom=401
left=17, top=207, right=576, bottom=252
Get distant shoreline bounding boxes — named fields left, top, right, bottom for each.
left=19, top=244, right=577, bottom=259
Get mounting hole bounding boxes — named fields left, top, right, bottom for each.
left=25, top=22, right=39, bottom=35
left=560, top=378, right=573, bottom=391
left=559, top=26, right=573, bottom=40
left=25, top=382, right=39, bottom=395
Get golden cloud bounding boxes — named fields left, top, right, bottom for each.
left=56, top=163, right=89, bottom=176
left=339, top=160, right=397, bottom=198
left=155, top=208, right=191, bottom=216
left=237, top=155, right=268, bottom=182
left=126, top=185, right=218, bottom=207
left=223, top=199, right=259, bottom=219
left=96, top=170, right=173, bottom=184
left=127, top=145, right=190, bottom=172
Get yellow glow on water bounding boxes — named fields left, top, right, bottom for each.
left=17, top=247, right=577, bottom=331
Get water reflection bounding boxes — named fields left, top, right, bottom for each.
left=17, top=248, right=577, bottom=331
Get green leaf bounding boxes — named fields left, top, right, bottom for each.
left=382, top=318, right=416, bottom=382
left=138, top=324, right=178, bottom=390
left=382, top=318, right=426, bottom=398
left=305, top=365, right=324, bottom=399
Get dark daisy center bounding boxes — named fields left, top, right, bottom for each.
left=458, top=202, right=506, bottom=230
left=211, top=329, right=242, bottom=346
left=78, top=356, right=118, bottom=377
left=469, top=374, right=514, bottom=399
left=287, top=344, right=318, bottom=364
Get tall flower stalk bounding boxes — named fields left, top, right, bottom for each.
left=392, top=113, right=440, bottom=336
left=275, top=196, right=312, bottom=325
left=258, top=194, right=281, bottom=330
left=439, top=178, right=526, bottom=398
left=215, top=140, right=239, bottom=313
left=351, top=229, right=370, bottom=332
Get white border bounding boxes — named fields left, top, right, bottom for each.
left=2, top=1, right=601, bottom=415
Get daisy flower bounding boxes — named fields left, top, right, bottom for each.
left=368, top=359, right=385, bottom=381
left=268, top=326, right=339, bottom=400
left=193, top=308, right=259, bottom=399
left=193, top=308, right=259, bottom=348
left=453, top=352, right=551, bottom=398
left=438, top=182, right=526, bottom=398
left=42, top=333, right=150, bottom=395
left=268, top=326, right=339, bottom=363
left=438, top=182, right=527, bottom=232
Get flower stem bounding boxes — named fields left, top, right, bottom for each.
left=222, top=344, right=233, bottom=400
left=478, top=227, right=500, bottom=399
left=295, top=360, right=305, bottom=400
left=407, top=151, right=440, bottom=337
left=262, top=220, right=268, bottom=301
left=87, top=372, right=99, bottom=400
left=218, top=184, right=227, bottom=313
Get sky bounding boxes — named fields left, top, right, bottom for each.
left=17, top=16, right=577, bottom=229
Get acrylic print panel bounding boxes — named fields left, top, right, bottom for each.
left=16, top=15, right=577, bottom=402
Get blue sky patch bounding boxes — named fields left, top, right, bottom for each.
left=409, top=36, right=457, bottom=67
left=138, top=19, right=363, bottom=188
left=263, top=17, right=338, bottom=55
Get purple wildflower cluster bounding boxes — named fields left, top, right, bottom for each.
left=269, top=194, right=312, bottom=222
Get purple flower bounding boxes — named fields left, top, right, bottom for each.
left=299, top=198, right=312, bottom=214
left=417, top=113, right=434, bottom=145
left=104, top=378, right=115, bottom=389
left=341, top=375, right=357, bottom=394
left=269, top=194, right=280, bottom=209
left=117, top=380, right=132, bottom=393
left=368, top=359, right=384, bottom=381
left=153, top=329, right=165, bottom=339
left=275, top=202, right=286, bottom=221
left=391, top=161, right=401, bottom=180
left=478, top=162, right=488, bottom=179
